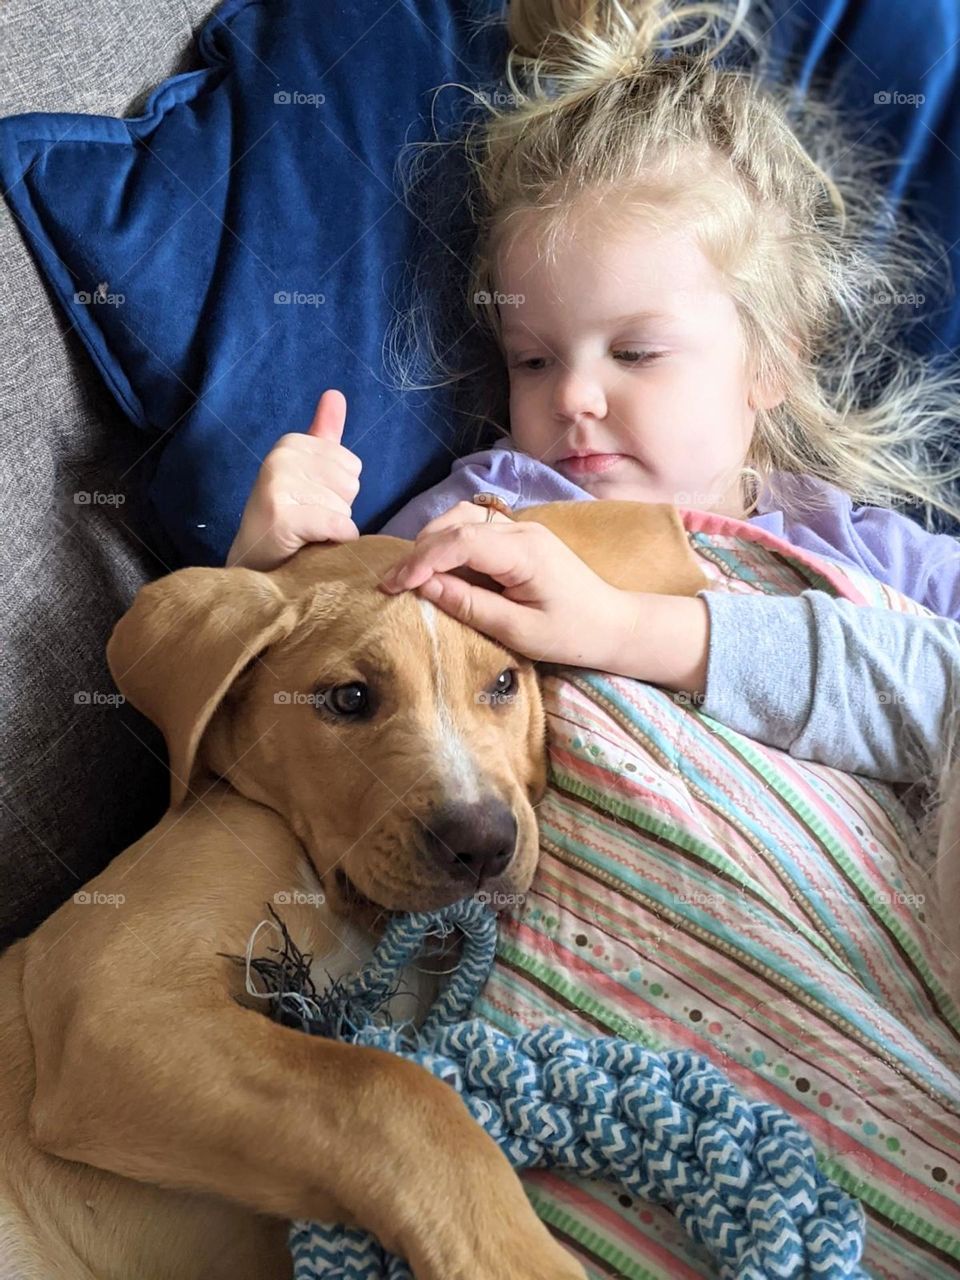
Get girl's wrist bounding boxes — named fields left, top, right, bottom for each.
left=602, top=590, right=710, bottom=695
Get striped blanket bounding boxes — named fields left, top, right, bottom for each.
left=472, top=510, right=960, bottom=1280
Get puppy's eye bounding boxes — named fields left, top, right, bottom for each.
left=484, top=668, right=519, bottom=705
left=319, top=682, right=370, bottom=717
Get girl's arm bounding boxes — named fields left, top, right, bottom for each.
left=689, top=591, right=960, bottom=784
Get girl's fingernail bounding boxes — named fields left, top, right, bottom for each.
left=419, top=577, right=441, bottom=599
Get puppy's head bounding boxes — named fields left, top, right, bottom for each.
left=106, top=537, right=546, bottom=926
left=107, top=501, right=707, bottom=927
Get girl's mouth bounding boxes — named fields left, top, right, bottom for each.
left=557, top=453, right=629, bottom=475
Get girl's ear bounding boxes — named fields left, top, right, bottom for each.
left=747, top=339, right=797, bottom=412
left=748, top=377, right=787, bottom=412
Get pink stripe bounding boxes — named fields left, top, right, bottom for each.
left=551, top=685, right=949, bottom=1042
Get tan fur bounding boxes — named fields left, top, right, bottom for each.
left=0, top=503, right=704, bottom=1280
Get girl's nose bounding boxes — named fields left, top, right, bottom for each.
left=551, top=366, right=607, bottom=422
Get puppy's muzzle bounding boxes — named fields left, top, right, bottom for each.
left=419, top=797, right=518, bottom=882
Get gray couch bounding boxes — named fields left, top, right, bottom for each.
left=0, top=0, right=223, bottom=948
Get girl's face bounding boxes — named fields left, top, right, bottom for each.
left=496, top=211, right=769, bottom=516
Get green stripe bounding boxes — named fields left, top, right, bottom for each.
left=511, top=861, right=875, bottom=1095
left=690, top=532, right=844, bottom=598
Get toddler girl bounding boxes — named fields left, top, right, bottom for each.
left=227, top=0, right=960, bottom=798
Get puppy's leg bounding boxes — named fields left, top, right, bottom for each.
left=21, top=824, right=585, bottom=1280
left=29, top=1001, right=578, bottom=1279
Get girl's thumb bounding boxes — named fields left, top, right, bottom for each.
left=306, top=389, right=347, bottom=441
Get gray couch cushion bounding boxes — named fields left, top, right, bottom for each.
left=0, top=0, right=221, bottom=947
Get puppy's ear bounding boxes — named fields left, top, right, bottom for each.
left=106, top=568, right=299, bottom=809
left=515, top=501, right=708, bottom=595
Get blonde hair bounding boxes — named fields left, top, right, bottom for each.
left=388, top=0, right=960, bottom=524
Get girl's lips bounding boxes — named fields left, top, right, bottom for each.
left=556, top=453, right=628, bottom=475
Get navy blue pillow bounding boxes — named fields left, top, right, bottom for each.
left=0, top=0, right=507, bottom=566
left=762, top=0, right=960, bottom=354
left=1, top=0, right=958, bottom=566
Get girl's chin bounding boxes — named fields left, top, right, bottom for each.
left=577, top=475, right=745, bottom=516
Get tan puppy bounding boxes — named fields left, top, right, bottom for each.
left=0, top=503, right=706, bottom=1280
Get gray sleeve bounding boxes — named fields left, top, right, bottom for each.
left=699, top=590, right=960, bottom=783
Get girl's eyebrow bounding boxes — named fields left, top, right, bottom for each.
left=500, top=309, right=674, bottom=339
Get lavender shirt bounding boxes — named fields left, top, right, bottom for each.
left=379, top=440, right=960, bottom=783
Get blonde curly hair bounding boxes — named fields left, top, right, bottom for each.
left=388, top=0, right=960, bottom=523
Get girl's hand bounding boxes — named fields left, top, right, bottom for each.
left=378, top=517, right=634, bottom=668
left=226, top=389, right=362, bottom=570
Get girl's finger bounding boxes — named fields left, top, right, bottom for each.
left=415, top=572, right=530, bottom=653
left=379, top=522, right=530, bottom=594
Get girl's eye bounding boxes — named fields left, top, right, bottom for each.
left=511, top=351, right=662, bottom=371
left=614, top=349, right=661, bottom=365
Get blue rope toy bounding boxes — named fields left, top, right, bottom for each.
left=250, top=897, right=867, bottom=1280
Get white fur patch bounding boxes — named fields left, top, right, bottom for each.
left=291, top=859, right=441, bottom=1025
left=416, top=597, right=483, bottom=804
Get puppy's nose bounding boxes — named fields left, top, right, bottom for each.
left=420, top=798, right=518, bottom=881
